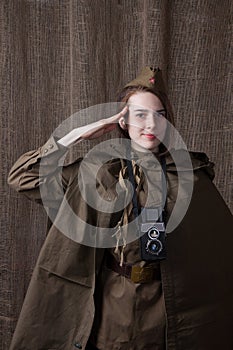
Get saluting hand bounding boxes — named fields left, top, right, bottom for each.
left=81, top=106, right=128, bottom=140
left=58, top=106, right=128, bottom=147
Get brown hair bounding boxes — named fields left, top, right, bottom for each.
left=116, top=85, right=175, bottom=155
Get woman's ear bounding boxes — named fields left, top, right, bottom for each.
left=119, top=117, right=127, bottom=130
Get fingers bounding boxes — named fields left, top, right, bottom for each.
left=119, top=105, right=128, bottom=116
left=117, top=105, right=128, bottom=120
left=108, top=105, right=128, bottom=124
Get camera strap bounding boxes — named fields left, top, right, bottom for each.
left=126, top=153, right=167, bottom=223
left=126, top=158, right=139, bottom=220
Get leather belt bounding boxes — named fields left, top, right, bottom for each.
left=105, top=253, right=161, bottom=283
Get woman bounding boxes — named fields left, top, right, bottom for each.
left=8, top=67, right=233, bottom=350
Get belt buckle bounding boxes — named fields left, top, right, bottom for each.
left=131, top=265, right=154, bottom=283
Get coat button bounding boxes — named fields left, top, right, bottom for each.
left=74, top=343, right=82, bottom=349
left=44, top=149, right=48, bottom=153
left=48, top=144, right=54, bottom=149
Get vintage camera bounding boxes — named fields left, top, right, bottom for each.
left=140, top=207, right=166, bottom=261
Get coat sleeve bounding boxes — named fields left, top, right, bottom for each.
left=7, top=136, right=81, bottom=209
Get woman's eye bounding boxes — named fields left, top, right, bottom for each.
left=136, top=113, right=145, bottom=118
left=155, top=111, right=166, bottom=118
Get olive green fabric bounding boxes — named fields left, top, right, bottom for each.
left=124, top=67, right=167, bottom=95
left=7, top=139, right=233, bottom=349
left=90, top=260, right=166, bottom=350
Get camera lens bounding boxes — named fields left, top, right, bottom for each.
left=146, top=239, right=162, bottom=255
left=148, top=227, right=160, bottom=239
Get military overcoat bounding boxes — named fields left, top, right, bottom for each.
left=8, top=137, right=233, bottom=350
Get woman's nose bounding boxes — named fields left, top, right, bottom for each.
left=145, top=113, right=157, bottom=130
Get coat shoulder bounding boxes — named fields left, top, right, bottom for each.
left=189, top=150, right=215, bottom=181
left=165, top=148, right=215, bottom=181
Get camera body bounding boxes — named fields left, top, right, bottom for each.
left=140, top=207, right=166, bottom=261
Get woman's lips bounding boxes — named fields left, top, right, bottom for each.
left=143, top=133, right=156, bottom=140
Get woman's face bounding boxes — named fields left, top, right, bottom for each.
left=126, top=92, right=167, bottom=153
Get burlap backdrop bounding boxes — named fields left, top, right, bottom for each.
left=1, top=0, right=232, bottom=348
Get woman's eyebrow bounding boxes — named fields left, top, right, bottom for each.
left=133, top=108, right=166, bottom=113
left=133, top=108, right=149, bottom=112
left=156, top=109, right=166, bottom=113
